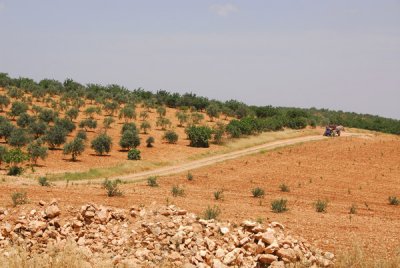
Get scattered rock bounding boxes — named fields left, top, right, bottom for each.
left=45, top=204, right=60, bottom=219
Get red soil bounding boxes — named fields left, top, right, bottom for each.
left=1, top=134, right=399, bottom=258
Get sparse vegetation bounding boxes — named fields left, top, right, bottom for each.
left=314, top=199, right=328, bottom=213
left=187, top=172, right=193, bottom=181
left=203, top=205, right=221, bottom=220
left=214, top=190, right=224, bottom=200
left=11, top=191, right=28, bottom=206
left=102, top=179, right=123, bottom=197
left=349, top=204, right=357, bottom=214
left=251, top=187, right=265, bottom=198
left=388, top=196, right=399, bottom=206
left=271, top=198, right=288, bottom=213
left=171, top=185, right=185, bottom=197
left=279, top=183, right=290, bottom=192
left=147, top=176, right=158, bottom=187
left=38, top=176, right=50, bottom=186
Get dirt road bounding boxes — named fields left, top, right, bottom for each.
left=67, top=134, right=327, bottom=184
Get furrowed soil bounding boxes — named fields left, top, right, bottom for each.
left=1, top=134, right=399, bottom=260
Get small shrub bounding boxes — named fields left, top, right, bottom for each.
left=251, top=187, right=265, bottom=198
left=38, top=176, right=50, bottom=187
left=102, top=179, right=123, bottom=197
left=187, top=172, right=193, bottom=181
left=349, top=204, right=357, bottom=214
left=388, top=196, right=399, bottom=206
left=146, top=136, right=155, bottom=147
left=214, top=190, right=224, bottom=200
left=271, top=198, right=288, bottom=213
left=147, top=176, right=158, bottom=187
left=279, top=183, right=290, bottom=192
left=163, top=130, right=178, bottom=144
left=314, top=199, right=328, bottom=213
left=171, top=185, right=184, bottom=197
left=11, top=191, right=28, bottom=207
left=8, top=166, right=23, bottom=176
left=255, top=217, right=264, bottom=224
left=127, top=148, right=141, bottom=160
left=203, top=205, right=221, bottom=220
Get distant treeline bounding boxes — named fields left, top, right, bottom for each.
left=1, top=73, right=399, bottom=135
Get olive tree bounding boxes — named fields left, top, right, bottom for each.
left=140, top=121, right=151, bottom=134
left=0, top=95, right=10, bottom=112
left=28, top=120, right=47, bottom=139
left=119, top=130, right=140, bottom=151
left=186, top=125, right=212, bottom=148
left=121, top=122, right=137, bottom=134
left=176, top=111, right=188, bottom=127
left=103, top=116, right=115, bottom=130
left=103, top=101, right=119, bottom=116
left=139, top=111, right=149, bottom=121
left=66, top=107, right=79, bottom=121
left=27, top=140, right=48, bottom=165
left=0, top=118, right=15, bottom=142
left=91, top=133, right=112, bottom=155
left=0, top=145, right=8, bottom=167
left=206, top=104, right=220, bottom=122
left=16, top=113, right=34, bottom=128
left=44, top=125, right=68, bottom=149
left=63, top=137, right=85, bottom=161
left=8, top=101, right=28, bottom=119
left=119, top=106, right=136, bottom=122
left=8, top=128, right=32, bottom=147
left=156, top=106, right=166, bottom=118
left=156, top=117, right=171, bottom=130
left=79, top=118, right=97, bottom=132
left=38, top=108, right=58, bottom=123
left=163, top=130, right=178, bottom=144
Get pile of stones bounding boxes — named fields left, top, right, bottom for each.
left=0, top=201, right=334, bottom=267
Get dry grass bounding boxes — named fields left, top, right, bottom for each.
left=1, top=241, right=399, bottom=268
left=46, top=160, right=169, bottom=182
left=0, top=241, right=111, bottom=268
left=335, top=242, right=400, bottom=268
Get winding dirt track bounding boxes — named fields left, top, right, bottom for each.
left=68, top=133, right=365, bottom=184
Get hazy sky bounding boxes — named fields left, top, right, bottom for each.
left=0, top=0, right=399, bottom=119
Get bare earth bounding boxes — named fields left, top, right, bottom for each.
left=1, top=133, right=399, bottom=260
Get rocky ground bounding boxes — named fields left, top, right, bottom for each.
left=0, top=200, right=334, bottom=267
